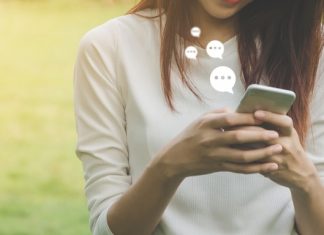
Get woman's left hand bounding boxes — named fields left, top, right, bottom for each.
left=253, top=110, right=320, bottom=192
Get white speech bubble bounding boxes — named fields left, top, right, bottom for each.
left=191, top=27, right=201, bottom=38
left=210, top=66, right=236, bottom=94
left=206, top=40, right=224, bottom=59
left=185, top=46, right=198, bottom=60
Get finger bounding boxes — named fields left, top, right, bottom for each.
left=214, top=129, right=279, bottom=145
left=254, top=110, right=293, bottom=133
left=200, top=108, right=230, bottom=122
left=226, top=125, right=267, bottom=132
left=210, top=144, right=283, bottom=163
left=203, top=112, right=263, bottom=129
left=210, top=107, right=232, bottom=113
left=260, top=154, right=286, bottom=167
left=220, top=162, right=279, bottom=174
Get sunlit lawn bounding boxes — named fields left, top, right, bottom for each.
left=0, top=1, right=133, bottom=234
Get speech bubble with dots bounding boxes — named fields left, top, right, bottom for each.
left=185, top=46, right=198, bottom=60
left=210, top=66, right=236, bottom=94
left=190, top=27, right=201, bottom=38
left=206, top=40, right=224, bottom=59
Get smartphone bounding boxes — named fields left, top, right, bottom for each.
left=232, top=84, right=296, bottom=150
left=236, top=84, right=296, bottom=114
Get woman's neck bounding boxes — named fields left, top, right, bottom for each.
left=190, top=2, right=238, bottom=47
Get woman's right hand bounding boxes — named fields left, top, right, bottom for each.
left=151, top=108, right=283, bottom=181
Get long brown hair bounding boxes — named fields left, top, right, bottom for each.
left=128, top=0, right=324, bottom=146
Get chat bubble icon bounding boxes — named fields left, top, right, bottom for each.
left=210, top=66, right=236, bottom=94
left=185, top=46, right=198, bottom=60
left=206, top=40, right=224, bottom=59
left=191, top=27, right=201, bottom=38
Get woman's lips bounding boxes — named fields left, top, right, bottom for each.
left=224, top=0, right=241, bottom=5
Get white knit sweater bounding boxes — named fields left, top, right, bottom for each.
left=73, top=8, right=324, bottom=235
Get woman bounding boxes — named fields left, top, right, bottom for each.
left=73, top=0, right=324, bottom=234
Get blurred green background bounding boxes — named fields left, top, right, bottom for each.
left=0, top=0, right=134, bottom=234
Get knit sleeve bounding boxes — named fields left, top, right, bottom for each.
left=73, top=19, right=131, bottom=235
left=305, top=50, right=324, bottom=184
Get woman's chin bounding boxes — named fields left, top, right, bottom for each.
left=198, top=0, right=253, bottom=20
left=208, top=9, right=239, bottom=20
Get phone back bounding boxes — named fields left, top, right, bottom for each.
left=236, top=84, right=296, bottom=114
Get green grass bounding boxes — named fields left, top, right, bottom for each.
left=0, top=1, right=134, bottom=234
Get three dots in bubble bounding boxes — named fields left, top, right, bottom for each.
left=185, top=27, right=224, bottom=60
left=185, top=26, right=237, bottom=94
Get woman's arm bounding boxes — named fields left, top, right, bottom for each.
left=291, top=177, right=324, bottom=235
left=107, top=158, right=182, bottom=235
left=74, top=21, right=133, bottom=235
left=253, top=53, right=324, bottom=234
left=253, top=110, right=324, bottom=235
left=291, top=56, right=324, bottom=235
left=292, top=80, right=324, bottom=235
left=107, top=110, right=283, bottom=235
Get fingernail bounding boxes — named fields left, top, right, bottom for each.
left=272, top=144, right=282, bottom=153
left=268, top=163, right=278, bottom=171
left=255, top=111, right=265, bottom=118
left=268, top=131, right=279, bottom=138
